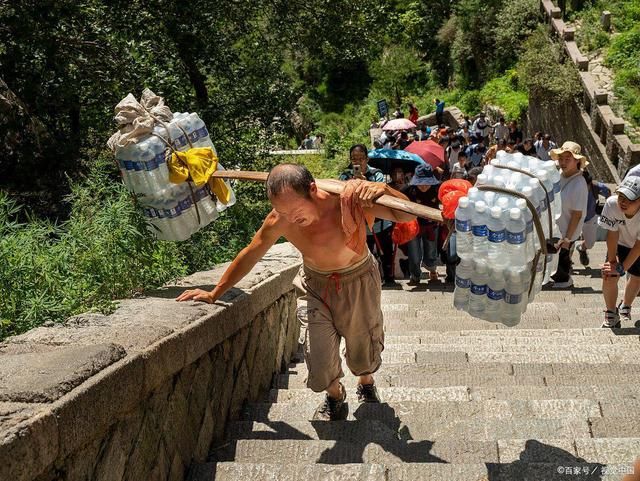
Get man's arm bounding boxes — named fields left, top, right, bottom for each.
left=352, top=181, right=416, bottom=223
left=176, top=211, right=284, bottom=303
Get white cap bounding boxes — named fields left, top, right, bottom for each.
left=490, top=206, right=502, bottom=218
left=509, top=207, right=521, bottom=220
left=476, top=174, right=488, bottom=186
left=522, top=186, right=533, bottom=198
left=516, top=198, right=527, bottom=210
left=496, top=197, right=510, bottom=209
left=475, top=200, right=487, bottom=212
left=468, top=187, right=479, bottom=198
left=493, top=176, right=505, bottom=187
left=458, top=196, right=469, bottom=208
left=484, top=191, right=496, bottom=203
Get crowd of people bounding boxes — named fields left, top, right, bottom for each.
left=349, top=107, right=640, bottom=329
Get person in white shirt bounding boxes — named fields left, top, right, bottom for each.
left=471, top=112, right=490, bottom=142
left=492, top=117, right=509, bottom=143
left=534, top=134, right=557, bottom=161
left=599, top=176, right=640, bottom=328
left=550, top=141, right=589, bottom=289
left=446, top=140, right=461, bottom=171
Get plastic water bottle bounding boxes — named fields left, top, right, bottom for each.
left=455, top=196, right=473, bottom=259
left=483, top=191, right=496, bottom=207
left=487, top=206, right=507, bottom=267
left=485, top=266, right=506, bottom=322
left=503, top=267, right=525, bottom=325
left=467, top=187, right=482, bottom=206
left=454, top=258, right=473, bottom=311
left=468, top=261, right=489, bottom=318
left=506, top=208, right=526, bottom=264
left=472, top=200, right=489, bottom=257
left=515, top=198, right=534, bottom=262
left=528, top=178, right=548, bottom=235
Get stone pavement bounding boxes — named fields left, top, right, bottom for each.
left=190, top=241, right=640, bottom=480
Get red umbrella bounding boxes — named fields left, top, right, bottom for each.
left=405, top=140, right=445, bottom=168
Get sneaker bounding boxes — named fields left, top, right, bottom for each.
left=602, top=309, right=621, bottom=329
left=313, top=383, right=348, bottom=421
left=408, top=277, right=421, bottom=286
left=551, top=278, right=574, bottom=289
left=618, top=302, right=632, bottom=324
left=356, top=383, right=381, bottom=403
left=578, top=246, right=590, bottom=266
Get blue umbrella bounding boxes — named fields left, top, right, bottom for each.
left=367, top=148, right=425, bottom=174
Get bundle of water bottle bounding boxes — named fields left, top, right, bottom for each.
left=112, top=110, right=236, bottom=241
left=453, top=151, right=562, bottom=325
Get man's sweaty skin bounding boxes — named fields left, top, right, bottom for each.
left=176, top=169, right=415, bottom=399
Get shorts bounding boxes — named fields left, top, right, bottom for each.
left=615, top=245, right=640, bottom=277
left=292, top=253, right=385, bottom=392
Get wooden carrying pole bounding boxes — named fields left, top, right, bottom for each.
left=210, top=170, right=443, bottom=223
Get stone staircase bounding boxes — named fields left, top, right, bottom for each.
left=190, top=241, right=640, bottom=480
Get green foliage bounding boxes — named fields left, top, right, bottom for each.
left=574, top=6, right=611, bottom=52
left=517, top=28, right=582, bottom=105
left=369, top=45, right=434, bottom=104
left=479, top=71, right=529, bottom=121
left=606, top=25, right=640, bottom=124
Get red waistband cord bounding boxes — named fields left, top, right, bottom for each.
left=322, top=273, right=342, bottom=304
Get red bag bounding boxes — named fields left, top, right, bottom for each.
left=392, top=220, right=419, bottom=245
left=438, top=179, right=472, bottom=202
left=441, top=191, right=465, bottom=219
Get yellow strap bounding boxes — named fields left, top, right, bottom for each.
left=167, top=147, right=231, bottom=204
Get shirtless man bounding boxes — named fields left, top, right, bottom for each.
left=176, top=163, right=415, bottom=420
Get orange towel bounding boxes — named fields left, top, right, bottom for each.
left=340, top=180, right=373, bottom=255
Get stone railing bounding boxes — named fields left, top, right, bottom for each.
left=0, top=243, right=301, bottom=481
left=540, top=0, right=640, bottom=180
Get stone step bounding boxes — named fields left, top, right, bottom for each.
left=201, top=461, right=633, bottom=481
left=244, top=398, right=604, bottom=422
left=213, top=438, right=499, bottom=464
left=385, top=334, right=639, bottom=345
left=228, top=416, right=596, bottom=443
left=213, top=438, right=640, bottom=465
left=384, top=327, right=640, bottom=339
left=383, top=343, right=640, bottom=354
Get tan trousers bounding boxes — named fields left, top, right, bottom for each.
left=293, top=253, right=385, bottom=392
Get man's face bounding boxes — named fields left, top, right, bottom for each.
left=350, top=150, right=368, bottom=170
left=617, top=193, right=640, bottom=215
left=417, top=184, right=431, bottom=192
left=558, top=151, right=579, bottom=172
left=270, top=188, right=319, bottom=227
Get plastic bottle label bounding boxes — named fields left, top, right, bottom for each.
left=487, top=288, right=504, bottom=301
left=470, top=283, right=487, bottom=295
left=526, top=220, right=533, bottom=234
left=488, top=229, right=505, bottom=243
left=456, top=219, right=471, bottom=233
left=472, top=225, right=488, bottom=237
left=455, top=276, right=471, bottom=289
left=504, top=292, right=522, bottom=304
left=507, top=230, right=525, bottom=245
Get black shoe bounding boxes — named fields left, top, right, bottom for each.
left=383, top=278, right=398, bottom=287
left=356, top=383, right=381, bottom=403
left=313, top=383, right=348, bottom=420
left=578, top=246, right=590, bottom=266
left=408, top=277, right=421, bottom=286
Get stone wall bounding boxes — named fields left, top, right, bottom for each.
left=538, top=0, right=640, bottom=182
left=0, top=243, right=302, bottom=481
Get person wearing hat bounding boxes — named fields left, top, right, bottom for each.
left=549, top=141, right=590, bottom=288
left=599, top=176, right=640, bottom=328
left=402, top=163, right=442, bottom=284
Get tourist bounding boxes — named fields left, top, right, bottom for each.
left=472, top=112, right=490, bottom=143
left=408, top=103, right=419, bottom=124
left=549, top=141, right=589, bottom=289
left=534, top=134, right=557, bottom=161
left=493, top=116, right=509, bottom=143
left=176, top=163, right=415, bottom=419
left=517, top=138, right=537, bottom=156
left=402, top=164, right=441, bottom=285
left=599, top=176, right=640, bottom=328
left=451, top=151, right=468, bottom=179
left=508, top=120, right=523, bottom=144
left=434, top=98, right=445, bottom=125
